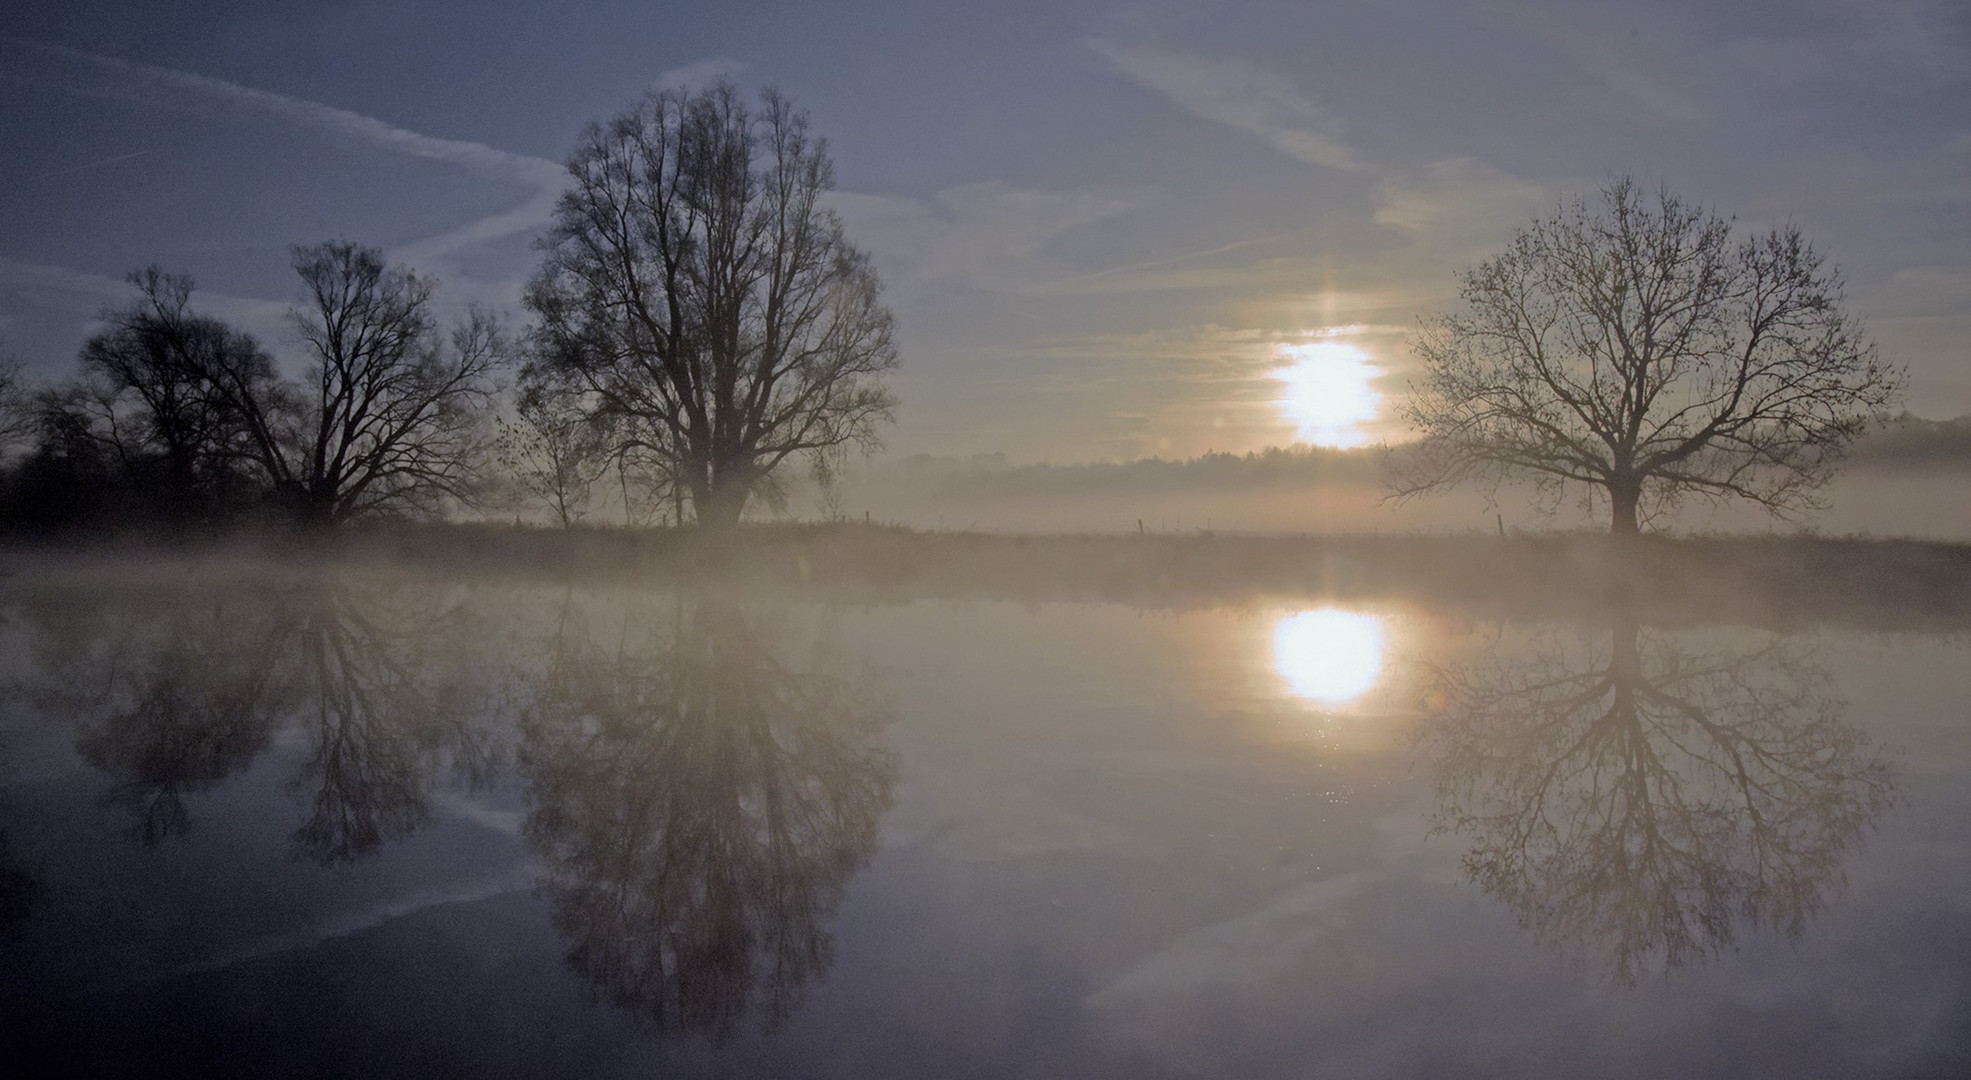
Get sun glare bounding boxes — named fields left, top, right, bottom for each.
left=1271, top=610, right=1385, bottom=705
left=1275, top=342, right=1381, bottom=448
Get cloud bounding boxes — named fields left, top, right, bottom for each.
left=1373, top=158, right=1548, bottom=255
left=0, top=254, right=294, bottom=345
left=1818, top=0, right=1971, bottom=84
left=655, top=56, right=750, bottom=90
left=1540, top=25, right=1709, bottom=126
left=30, top=148, right=155, bottom=182
left=831, top=181, right=1159, bottom=294
left=1034, top=234, right=1330, bottom=297
left=4, top=37, right=565, bottom=271
left=1087, top=37, right=1370, bottom=172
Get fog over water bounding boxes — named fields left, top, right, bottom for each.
left=2, top=554, right=1965, bottom=1077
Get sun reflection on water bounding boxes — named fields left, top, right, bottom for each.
left=1271, top=609, right=1386, bottom=705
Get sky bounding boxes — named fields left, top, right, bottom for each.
left=1, top=0, right=1966, bottom=464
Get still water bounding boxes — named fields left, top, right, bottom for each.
left=1, top=561, right=1965, bottom=1077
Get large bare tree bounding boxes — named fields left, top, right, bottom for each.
left=272, top=242, right=505, bottom=525
left=1392, top=178, right=1902, bottom=534
left=526, top=82, right=899, bottom=529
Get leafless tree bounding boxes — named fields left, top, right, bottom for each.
left=70, top=269, right=285, bottom=506
left=0, top=347, right=35, bottom=462
left=51, top=251, right=502, bottom=528
left=526, top=82, right=899, bottom=529
left=1391, top=178, right=1903, bottom=534
left=269, top=242, right=505, bottom=526
left=494, top=382, right=611, bottom=527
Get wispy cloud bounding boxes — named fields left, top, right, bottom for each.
left=1087, top=37, right=1370, bottom=172
left=655, top=56, right=750, bottom=90
left=4, top=37, right=565, bottom=271
left=0, top=254, right=295, bottom=343
left=1373, top=158, right=1548, bottom=257
left=1034, top=234, right=1318, bottom=297
left=1541, top=25, right=1709, bottom=126
left=831, top=181, right=1159, bottom=295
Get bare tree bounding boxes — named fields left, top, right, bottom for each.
left=526, top=82, right=899, bottom=529
left=71, top=269, right=285, bottom=507
left=0, top=347, right=35, bottom=462
left=494, top=383, right=611, bottom=527
left=271, top=242, right=506, bottom=526
left=47, top=252, right=501, bottom=528
left=1391, top=178, right=1903, bottom=534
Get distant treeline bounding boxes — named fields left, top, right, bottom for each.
left=872, top=444, right=1383, bottom=499
left=1844, top=413, right=1971, bottom=469
left=854, top=416, right=1966, bottom=505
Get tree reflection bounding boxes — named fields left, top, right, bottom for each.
left=286, top=580, right=490, bottom=864
left=22, top=573, right=488, bottom=859
left=72, top=593, right=289, bottom=844
left=518, top=598, right=895, bottom=1034
left=1420, top=611, right=1895, bottom=980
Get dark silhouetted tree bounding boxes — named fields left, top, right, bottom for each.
left=1392, top=178, right=1903, bottom=534
left=69, top=269, right=285, bottom=517
left=526, top=82, right=898, bottom=529
left=0, top=349, right=33, bottom=462
left=26, top=250, right=502, bottom=530
left=269, top=242, right=506, bottom=526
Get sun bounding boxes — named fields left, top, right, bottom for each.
left=1271, top=610, right=1385, bottom=705
left=1275, top=342, right=1381, bottom=448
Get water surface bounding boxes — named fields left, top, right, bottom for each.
left=1, top=562, right=1965, bottom=1077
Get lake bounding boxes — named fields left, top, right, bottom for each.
left=2, top=554, right=1966, bottom=1077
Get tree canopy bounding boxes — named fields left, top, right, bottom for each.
left=1392, top=178, right=1903, bottom=534
left=15, top=246, right=504, bottom=532
left=525, top=82, right=899, bottom=529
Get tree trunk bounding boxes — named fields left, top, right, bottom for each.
left=1608, top=478, right=1642, bottom=537
left=694, top=478, right=748, bottom=531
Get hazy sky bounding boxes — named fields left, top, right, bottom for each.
left=2, top=0, right=1966, bottom=462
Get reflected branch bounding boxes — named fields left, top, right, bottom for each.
left=1421, top=612, right=1895, bottom=980
left=73, top=597, right=289, bottom=844
left=519, top=598, right=895, bottom=1034
left=24, top=572, right=491, bottom=858
left=288, top=578, right=489, bottom=864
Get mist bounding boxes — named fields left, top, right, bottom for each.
left=4, top=1, right=1970, bottom=1075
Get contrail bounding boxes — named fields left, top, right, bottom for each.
left=3, top=36, right=566, bottom=266
left=30, top=147, right=154, bottom=181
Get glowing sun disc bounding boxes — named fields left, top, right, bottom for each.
left=1276, top=342, right=1380, bottom=448
left=1272, top=610, right=1385, bottom=704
